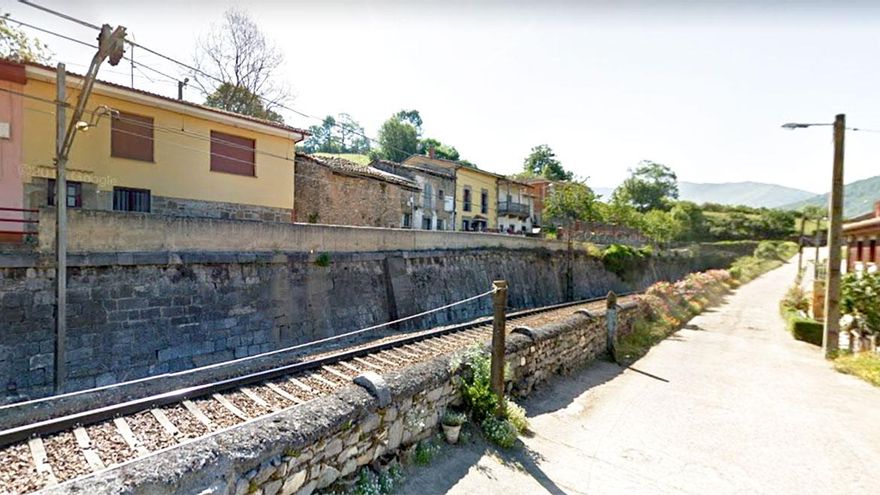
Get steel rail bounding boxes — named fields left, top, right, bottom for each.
left=0, top=292, right=636, bottom=448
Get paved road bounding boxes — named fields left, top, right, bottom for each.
left=398, top=258, right=880, bottom=494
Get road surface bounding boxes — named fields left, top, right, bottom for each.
left=398, top=258, right=880, bottom=494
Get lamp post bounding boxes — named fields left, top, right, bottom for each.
left=781, top=115, right=845, bottom=357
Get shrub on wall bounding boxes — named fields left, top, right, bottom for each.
left=842, top=272, right=880, bottom=335
left=601, top=244, right=652, bottom=279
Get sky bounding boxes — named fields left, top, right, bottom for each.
left=6, top=0, right=880, bottom=194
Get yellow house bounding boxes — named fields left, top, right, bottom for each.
left=0, top=60, right=306, bottom=225
left=403, top=153, right=503, bottom=231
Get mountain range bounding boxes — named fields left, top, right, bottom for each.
left=677, top=181, right=816, bottom=208
left=780, top=175, right=880, bottom=218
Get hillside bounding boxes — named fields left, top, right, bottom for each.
left=677, top=181, right=815, bottom=208
left=780, top=175, right=880, bottom=218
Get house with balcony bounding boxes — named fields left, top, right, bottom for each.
left=843, top=200, right=880, bottom=273
left=370, top=158, right=455, bottom=230
left=497, top=178, right=535, bottom=234
left=404, top=152, right=502, bottom=231
left=0, top=59, right=307, bottom=238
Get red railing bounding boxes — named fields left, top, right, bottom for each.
left=0, top=207, right=39, bottom=240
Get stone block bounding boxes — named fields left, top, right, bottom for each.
left=281, top=470, right=307, bottom=495
left=353, top=372, right=390, bottom=407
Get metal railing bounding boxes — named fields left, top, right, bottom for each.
left=0, top=207, right=39, bottom=240
left=497, top=201, right=530, bottom=217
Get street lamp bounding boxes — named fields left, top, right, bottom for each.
left=781, top=115, right=845, bottom=357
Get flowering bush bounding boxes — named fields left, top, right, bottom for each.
left=842, top=272, right=880, bottom=335
left=481, top=416, right=518, bottom=449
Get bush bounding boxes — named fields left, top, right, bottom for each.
left=453, top=348, right=497, bottom=423
left=781, top=285, right=810, bottom=313
left=601, top=244, right=649, bottom=279
left=481, top=417, right=518, bottom=449
left=414, top=439, right=440, bottom=466
left=441, top=410, right=467, bottom=427
left=842, top=272, right=880, bottom=335
left=754, top=240, right=783, bottom=260
left=504, top=400, right=530, bottom=434
left=781, top=309, right=823, bottom=346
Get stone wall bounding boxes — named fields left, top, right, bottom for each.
left=42, top=301, right=645, bottom=495
left=36, top=209, right=587, bottom=254
left=24, top=177, right=292, bottom=222
left=293, top=157, right=414, bottom=228
left=0, top=246, right=736, bottom=404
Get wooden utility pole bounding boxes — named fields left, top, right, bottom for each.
left=796, top=215, right=806, bottom=273
left=823, top=114, right=845, bottom=357
left=491, top=280, right=508, bottom=416
left=54, top=63, right=67, bottom=393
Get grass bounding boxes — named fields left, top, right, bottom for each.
left=312, top=152, right=372, bottom=165
left=834, top=352, right=880, bottom=387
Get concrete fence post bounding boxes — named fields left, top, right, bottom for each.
left=491, top=280, right=508, bottom=416
left=606, top=291, right=619, bottom=363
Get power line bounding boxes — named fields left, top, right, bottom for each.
left=15, top=1, right=424, bottom=160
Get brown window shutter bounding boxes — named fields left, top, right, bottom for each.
left=111, top=112, right=154, bottom=162
left=210, top=131, right=255, bottom=176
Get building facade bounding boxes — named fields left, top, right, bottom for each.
left=294, top=154, right=420, bottom=228
left=497, top=178, right=535, bottom=233
left=403, top=154, right=501, bottom=231
left=843, top=200, right=880, bottom=273
left=0, top=61, right=307, bottom=232
left=371, top=159, right=455, bottom=230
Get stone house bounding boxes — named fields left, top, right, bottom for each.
left=370, top=159, right=455, bottom=230
left=0, top=59, right=308, bottom=238
left=293, top=154, right=420, bottom=228
left=843, top=200, right=880, bottom=272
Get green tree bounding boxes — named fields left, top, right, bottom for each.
left=669, top=201, right=708, bottom=241
left=418, top=137, right=460, bottom=161
left=300, top=114, right=370, bottom=154
left=642, top=209, right=682, bottom=244
left=1, top=14, right=51, bottom=63
left=205, top=83, right=283, bottom=123
left=597, top=195, right=644, bottom=230
left=545, top=180, right=602, bottom=225
left=395, top=110, right=423, bottom=133
left=373, top=112, right=419, bottom=162
left=614, top=161, right=679, bottom=212
left=522, top=144, right=572, bottom=181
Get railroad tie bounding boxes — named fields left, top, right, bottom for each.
left=321, top=366, right=352, bottom=381
left=265, top=382, right=304, bottom=404
left=308, top=373, right=338, bottom=388
left=149, top=408, right=181, bottom=439
left=337, top=361, right=362, bottom=374
left=113, top=418, right=149, bottom=457
left=240, top=387, right=274, bottom=411
left=352, top=357, right=382, bottom=370
left=212, top=394, right=249, bottom=421
left=182, top=400, right=215, bottom=430
left=288, top=377, right=314, bottom=393
left=72, top=427, right=105, bottom=472
left=367, top=353, right=397, bottom=367
left=27, top=437, right=58, bottom=486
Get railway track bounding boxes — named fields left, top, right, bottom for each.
left=0, top=293, right=636, bottom=494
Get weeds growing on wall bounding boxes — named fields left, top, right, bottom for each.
left=601, top=244, right=653, bottom=280
left=617, top=270, right=733, bottom=362
left=450, top=347, right=529, bottom=449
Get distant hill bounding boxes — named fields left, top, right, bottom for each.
left=677, top=181, right=815, bottom=208
left=780, top=175, right=880, bottom=219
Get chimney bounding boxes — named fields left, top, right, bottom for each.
left=429, top=146, right=436, bottom=159
left=874, top=200, right=880, bottom=218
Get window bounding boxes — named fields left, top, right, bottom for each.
left=480, top=190, right=488, bottom=214
left=436, top=219, right=444, bottom=231
left=438, top=189, right=444, bottom=201
left=47, top=179, right=82, bottom=208
left=423, top=183, right=433, bottom=209
left=422, top=217, right=432, bottom=230
left=403, top=213, right=412, bottom=228
left=111, top=111, right=154, bottom=162
left=871, top=240, right=877, bottom=263
left=462, top=219, right=470, bottom=231
left=210, top=131, right=255, bottom=176
left=113, top=187, right=151, bottom=212
left=856, top=241, right=863, bottom=261
left=463, top=188, right=472, bottom=212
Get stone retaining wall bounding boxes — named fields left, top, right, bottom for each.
left=41, top=302, right=644, bottom=495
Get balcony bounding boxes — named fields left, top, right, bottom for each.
left=497, top=201, right=530, bottom=218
